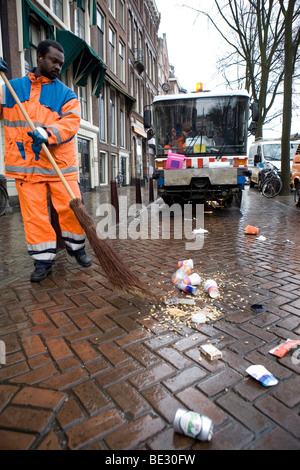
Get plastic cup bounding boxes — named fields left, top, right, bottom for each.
left=204, top=279, right=219, bottom=298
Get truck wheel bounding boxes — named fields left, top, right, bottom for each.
left=258, top=176, right=263, bottom=191
left=232, top=190, right=243, bottom=208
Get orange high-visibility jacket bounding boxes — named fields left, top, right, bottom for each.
left=0, top=71, right=81, bottom=183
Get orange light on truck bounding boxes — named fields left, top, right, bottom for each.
left=196, top=83, right=203, bottom=93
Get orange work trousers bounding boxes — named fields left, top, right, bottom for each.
left=16, top=179, right=86, bottom=267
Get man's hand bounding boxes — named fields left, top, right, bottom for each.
left=0, top=58, right=8, bottom=72
left=28, top=127, right=48, bottom=145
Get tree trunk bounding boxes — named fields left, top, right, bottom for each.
left=280, top=0, right=296, bottom=195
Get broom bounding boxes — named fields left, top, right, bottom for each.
left=1, top=71, right=159, bottom=301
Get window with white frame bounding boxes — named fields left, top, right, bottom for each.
left=120, top=98, right=125, bottom=148
left=130, top=70, right=134, bottom=97
left=78, top=86, right=88, bottom=121
left=99, top=151, right=107, bottom=184
left=108, top=0, right=115, bottom=17
left=110, top=90, right=116, bottom=145
left=140, top=79, right=143, bottom=115
left=111, top=154, right=117, bottom=179
left=119, top=0, right=125, bottom=29
left=99, top=88, right=106, bottom=142
left=24, top=17, right=43, bottom=73
left=109, top=26, right=116, bottom=74
left=51, top=0, right=63, bottom=21
left=128, top=12, right=132, bottom=49
left=119, top=40, right=125, bottom=83
left=75, top=0, right=86, bottom=40
left=97, top=9, right=105, bottom=62
left=133, top=22, right=137, bottom=49
left=135, top=77, right=140, bottom=114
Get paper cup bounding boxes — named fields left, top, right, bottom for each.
left=204, top=279, right=219, bottom=298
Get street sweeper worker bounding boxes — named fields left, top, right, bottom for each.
left=0, top=39, right=92, bottom=282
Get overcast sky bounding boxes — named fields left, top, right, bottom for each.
left=154, top=0, right=300, bottom=138
left=155, top=0, right=227, bottom=93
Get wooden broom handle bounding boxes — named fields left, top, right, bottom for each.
left=0, top=70, right=76, bottom=200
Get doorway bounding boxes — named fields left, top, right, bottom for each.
left=78, top=138, right=91, bottom=192
left=121, top=156, right=127, bottom=185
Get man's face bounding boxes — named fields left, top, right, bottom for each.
left=37, top=46, right=64, bottom=80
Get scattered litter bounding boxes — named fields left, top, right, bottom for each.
left=191, top=312, right=207, bottom=323
left=256, top=235, right=266, bottom=241
left=165, top=306, right=188, bottom=318
left=164, top=297, right=196, bottom=306
left=245, top=225, right=259, bottom=235
left=204, top=279, right=220, bottom=298
left=176, top=282, right=199, bottom=296
left=246, top=365, right=278, bottom=386
left=269, top=339, right=300, bottom=357
left=286, top=239, right=295, bottom=244
left=195, top=306, right=221, bottom=322
left=200, top=344, right=222, bottom=361
left=173, top=408, right=213, bottom=441
left=178, top=259, right=194, bottom=269
left=180, top=273, right=202, bottom=286
left=250, top=304, right=266, bottom=313
left=172, top=266, right=192, bottom=284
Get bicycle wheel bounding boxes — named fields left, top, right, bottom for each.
left=294, top=183, right=300, bottom=207
left=0, top=185, right=8, bottom=216
left=261, top=176, right=282, bottom=198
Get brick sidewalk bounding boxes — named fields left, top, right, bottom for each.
left=0, top=185, right=300, bottom=450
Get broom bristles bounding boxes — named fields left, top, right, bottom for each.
left=70, top=198, right=160, bottom=301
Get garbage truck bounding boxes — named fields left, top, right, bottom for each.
left=144, top=88, right=254, bottom=208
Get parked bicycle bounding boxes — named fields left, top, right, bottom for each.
left=260, top=163, right=282, bottom=198
left=115, top=171, right=124, bottom=187
left=0, top=182, right=8, bottom=216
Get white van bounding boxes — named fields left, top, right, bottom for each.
left=248, top=139, right=300, bottom=187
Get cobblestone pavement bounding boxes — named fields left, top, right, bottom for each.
left=0, top=183, right=300, bottom=451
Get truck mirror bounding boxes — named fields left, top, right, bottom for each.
left=248, top=121, right=258, bottom=136
left=144, top=109, right=152, bottom=129
left=251, top=102, right=259, bottom=122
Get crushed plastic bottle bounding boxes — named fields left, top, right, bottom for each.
left=178, top=259, right=194, bottom=269
left=180, top=273, right=202, bottom=286
left=171, top=266, right=192, bottom=284
left=176, top=281, right=199, bottom=295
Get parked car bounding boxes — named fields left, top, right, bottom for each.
left=291, top=143, right=300, bottom=206
left=248, top=139, right=300, bottom=188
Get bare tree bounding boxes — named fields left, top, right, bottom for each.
left=183, top=0, right=299, bottom=140
left=279, top=0, right=300, bottom=194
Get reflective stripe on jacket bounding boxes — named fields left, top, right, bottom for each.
left=0, top=71, right=81, bottom=182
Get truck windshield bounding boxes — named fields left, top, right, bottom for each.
left=153, top=95, right=249, bottom=157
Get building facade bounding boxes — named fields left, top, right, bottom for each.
left=0, top=0, right=177, bottom=201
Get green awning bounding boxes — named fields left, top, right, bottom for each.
left=105, top=75, right=136, bottom=116
left=22, top=0, right=55, bottom=49
left=56, top=29, right=106, bottom=96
